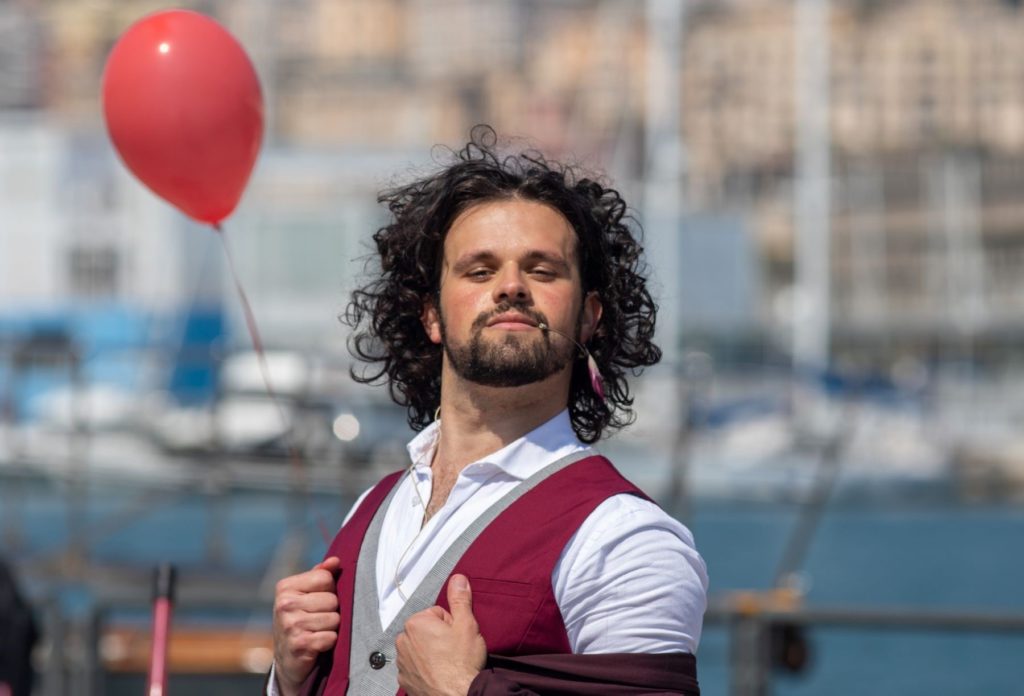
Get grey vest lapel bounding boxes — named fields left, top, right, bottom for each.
left=346, top=449, right=593, bottom=695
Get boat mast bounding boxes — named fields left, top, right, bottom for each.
left=794, top=0, right=832, bottom=370
left=644, top=0, right=686, bottom=368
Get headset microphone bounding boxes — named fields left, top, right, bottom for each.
left=537, top=323, right=606, bottom=403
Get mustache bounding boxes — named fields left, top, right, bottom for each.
left=471, top=303, right=548, bottom=332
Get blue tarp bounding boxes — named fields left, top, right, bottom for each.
left=0, top=303, right=224, bottom=419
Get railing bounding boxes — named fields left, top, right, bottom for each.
left=33, top=585, right=275, bottom=696
left=705, top=589, right=1024, bottom=696
left=21, top=585, right=1024, bottom=696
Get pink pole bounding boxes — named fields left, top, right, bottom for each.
left=146, top=564, right=176, bottom=696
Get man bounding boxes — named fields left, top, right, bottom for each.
left=270, top=126, right=708, bottom=695
left=0, top=558, right=38, bottom=696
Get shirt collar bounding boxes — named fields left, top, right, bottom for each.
left=405, top=408, right=586, bottom=481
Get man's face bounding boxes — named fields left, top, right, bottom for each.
left=423, top=199, right=601, bottom=388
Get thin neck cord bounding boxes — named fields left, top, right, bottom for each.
left=393, top=445, right=431, bottom=602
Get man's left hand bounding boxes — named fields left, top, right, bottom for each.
left=396, top=573, right=487, bottom=696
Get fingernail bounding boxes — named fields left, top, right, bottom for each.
left=451, top=574, right=469, bottom=591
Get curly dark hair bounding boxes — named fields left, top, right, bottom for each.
left=343, top=125, right=661, bottom=443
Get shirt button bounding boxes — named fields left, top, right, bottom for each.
left=369, top=651, right=387, bottom=670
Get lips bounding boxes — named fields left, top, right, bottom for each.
left=486, top=313, right=538, bottom=328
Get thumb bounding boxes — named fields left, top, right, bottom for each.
left=447, top=574, right=474, bottom=623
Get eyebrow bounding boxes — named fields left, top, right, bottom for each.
left=450, top=250, right=573, bottom=274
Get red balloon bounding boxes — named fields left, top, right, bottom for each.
left=102, top=10, right=263, bottom=225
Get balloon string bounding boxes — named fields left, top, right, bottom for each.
left=210, top=225, right=315, bottom=540
left=213, top=223, right=278, bottom=405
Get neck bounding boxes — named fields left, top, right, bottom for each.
left=431, top=364, right=570, bottom=477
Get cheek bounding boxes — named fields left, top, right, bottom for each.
left=538, top=288, right=581, bottom=321
left=440, top=287, right=488, bottom=326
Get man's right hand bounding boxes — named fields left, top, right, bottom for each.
left=272, top=556, right=342, bottom=696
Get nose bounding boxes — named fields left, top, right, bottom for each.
left=493, top=263, right=531, bottom=304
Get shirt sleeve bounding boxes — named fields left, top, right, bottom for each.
left=552, top=494, right=709, bottom=654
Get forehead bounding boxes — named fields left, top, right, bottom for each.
left=442, top=199, right=577, bottom=262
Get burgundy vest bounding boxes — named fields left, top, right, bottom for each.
left=310, top=455, right=647, bottom=695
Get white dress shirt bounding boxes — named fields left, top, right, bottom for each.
left=269, top=410, right=708, bottom=694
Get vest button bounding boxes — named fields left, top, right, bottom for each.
left=369, top=651, right=387, bottom=670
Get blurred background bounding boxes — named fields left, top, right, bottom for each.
left=2, top=0, right=1024, bottom=694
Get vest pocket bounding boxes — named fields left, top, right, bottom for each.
left=465, top=578, right=542, bottom=653
left=465, top=576, right=534, bottom=598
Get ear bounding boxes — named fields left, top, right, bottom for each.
left=580, top=291, right=603, bottom=344
left=421, top=295, right=442, bottom=345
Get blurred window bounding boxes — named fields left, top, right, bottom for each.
left=67, top=245, right=119, bottom=298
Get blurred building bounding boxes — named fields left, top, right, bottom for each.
left=37, top=0, right=648, bottom=156
left=682, top=0, right=1024, bottom=365
left=0, top=1, right=48, bottom=110
left=0, top=114, right=203, bottom=314
left=684, top=0, right=1024, bottom=198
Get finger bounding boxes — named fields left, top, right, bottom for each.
left=276, top=589, right=339, bottom=616
left=404, top=607, right=445, bottom=634
left=278, top=606, right=340, bottom=638
left=293, top=610, right=341, bottom=632
left=298, top=591, right=340, bottom=613
left=447, top=573, right=474, bottom=623
left=316, top=556, right=341, bottom=573
left=277, top=566, right=337, bottom=595
left=292, top=629, right=338, bottom=656
left=309, top=566, right=338, bottom=590
left=425, top=605, right=452, bottom=622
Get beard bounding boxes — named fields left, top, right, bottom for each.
left=440, top=303, right=578, bottom=388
